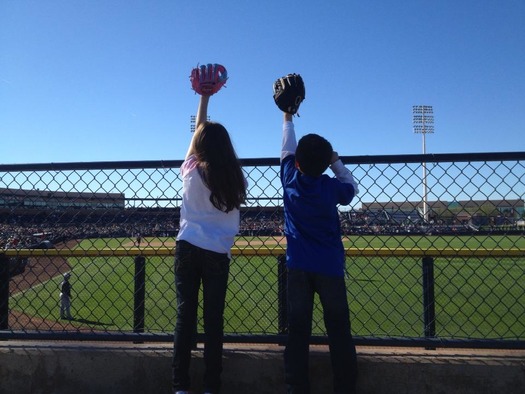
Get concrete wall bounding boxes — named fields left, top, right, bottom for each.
left=0, top=342, right=524, bottom=394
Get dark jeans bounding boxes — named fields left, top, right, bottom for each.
left=284, top=269, right=358, bottom=394
left=172, top=240, right=230, bottom=394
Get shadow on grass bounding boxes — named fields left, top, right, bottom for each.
left=69, top=318, right=112, bottom=326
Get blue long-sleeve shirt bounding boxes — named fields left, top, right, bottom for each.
left=280, top=121, right=358, bottom=277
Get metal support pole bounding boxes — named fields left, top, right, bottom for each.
left=0, top=254, right=9, bottom=330
left=133, top=255, right=146, bottom=335
left=422, top=256, right=436, bottom=348
left=277, top=254, right=288, bottom=337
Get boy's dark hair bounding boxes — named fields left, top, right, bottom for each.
left=295, top=133, right=333, bottom=177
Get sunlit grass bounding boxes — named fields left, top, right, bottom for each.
left=10, top=235, right=525, bottom=340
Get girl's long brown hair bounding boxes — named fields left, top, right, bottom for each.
left=191, top=121, right=246, bottom=212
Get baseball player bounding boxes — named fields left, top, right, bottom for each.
left=59, top=272, right=73, bottom=320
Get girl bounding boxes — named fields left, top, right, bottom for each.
left=173, top=94, right=246, bottom=394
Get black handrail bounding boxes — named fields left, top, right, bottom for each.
left=1, top=151, right=524, bottom=172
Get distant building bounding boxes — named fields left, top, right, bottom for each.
left=361, top=199, right=524, bottom=222
left=0, top=188, right=125, bottom=211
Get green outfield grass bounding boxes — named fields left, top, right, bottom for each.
left=10, top=235, right=525, bottom=340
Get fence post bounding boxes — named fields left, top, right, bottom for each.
left=422, top=256, right=436, bottom=348
left=134, top=255, right=146, bottom=335
left=0, top=254, right=8, bottom=330
left=277, top=254, right=288, bottom=337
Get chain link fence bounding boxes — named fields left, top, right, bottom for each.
left=1, top=152, right=524, bottom=348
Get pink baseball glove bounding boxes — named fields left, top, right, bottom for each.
left=190, top=63, right=228, bottom=95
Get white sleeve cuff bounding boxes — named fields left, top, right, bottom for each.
left=330, top=160, right=359, bottom=195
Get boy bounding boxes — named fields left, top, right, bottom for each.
left=280, top=112, right=359, bottom=394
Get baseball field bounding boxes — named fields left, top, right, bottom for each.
left=9, top=234, right=525, bottom=339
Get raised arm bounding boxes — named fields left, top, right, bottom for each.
left=329, top=151, right=360, bottom=195
left=281, top=112, right=297, bottom=162
left=186, top=95, right=210, bottom=159
left=196, top=95, right=210, bottom=129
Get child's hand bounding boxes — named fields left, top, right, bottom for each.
left=331, top=151, right=339, bottom=164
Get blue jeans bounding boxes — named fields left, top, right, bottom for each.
left=284, top=269, right=358, bottom=394
left=172, top=240, right=230, bottom=394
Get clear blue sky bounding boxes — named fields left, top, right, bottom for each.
left=1, top=0, right=524, bottom=164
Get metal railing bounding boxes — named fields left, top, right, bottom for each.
left=1, top=152, right=524, bottom=348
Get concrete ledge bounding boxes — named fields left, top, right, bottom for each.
left=0, top=342, right=524, bottom=394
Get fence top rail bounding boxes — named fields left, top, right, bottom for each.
left=1, top=151, right=524, bottom=171
left=3, top=247, right=524, bottom=258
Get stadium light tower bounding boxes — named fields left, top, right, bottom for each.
left=413, top=105, right=434, bottom=223
left=190, top=115, right=210, bottom=133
